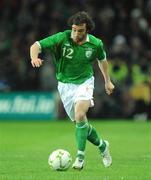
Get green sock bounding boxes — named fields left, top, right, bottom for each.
left=87, top=124, right=106, bottom=153
left=76, top=121, right=89, bottom=160
left=98, top=141, right=106, bottom=153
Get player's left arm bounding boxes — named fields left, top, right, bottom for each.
left=98, top=59, right=114, bottom=95
left=97, top=40, right=114, bottom=95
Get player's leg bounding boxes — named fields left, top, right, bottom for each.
left=87, top=123, right=106, bottom=151
left=72, top=100, right=90, bottom=170
left=58, top=80, right=112, bottom=168
left=87, top=123, right=112, bottom=167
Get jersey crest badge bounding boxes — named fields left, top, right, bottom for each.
left=85, top=50, right=92, bottom=58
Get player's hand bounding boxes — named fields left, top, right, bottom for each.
left=31, top=58, right=43, bottom=68
left=105, top=81, right=115, bottom=95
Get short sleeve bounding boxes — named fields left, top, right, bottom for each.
left=38, top=32, right=64, bottom=51
left=97, top=40, right=107, bottom=61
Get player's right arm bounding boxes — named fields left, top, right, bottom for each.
left=30, top=43, right=43, bottom=68
left=30, top=32, right=65, bottom=68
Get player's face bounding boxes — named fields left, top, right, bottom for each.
left=72, top=24, right=87, bottom=43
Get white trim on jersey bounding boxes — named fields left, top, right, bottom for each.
left=35, top=41, right=42, bottom=53
left=86, top=34, right=90, bottom=42
left=97, top=51, right=107, bottom=62
left=100, top=58, right=107, bottom=62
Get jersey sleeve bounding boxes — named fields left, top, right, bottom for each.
left=38, top=32, right=65, bottom=51
left=97, top=40, right=107, bottom=61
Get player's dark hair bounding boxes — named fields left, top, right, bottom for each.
left=68, top=11, right=95, bottom=32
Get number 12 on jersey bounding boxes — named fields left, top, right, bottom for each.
left=62, top=47, right=74, bottom=59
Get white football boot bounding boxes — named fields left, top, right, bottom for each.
left=72, top=157, right=84, bottom=170
left=101, top=140, right=112, bottom=167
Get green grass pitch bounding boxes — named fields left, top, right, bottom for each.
left=0, top=120, right=151, bottom=180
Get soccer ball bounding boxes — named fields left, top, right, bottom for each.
left=48, top=149, right=72, bottom=171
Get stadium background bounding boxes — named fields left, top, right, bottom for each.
left=0, top=0, right=151, bottom=120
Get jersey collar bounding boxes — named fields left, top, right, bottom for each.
left=86, top=34, right=90, bottom=42
left=71, top=32, right=90, bottom=42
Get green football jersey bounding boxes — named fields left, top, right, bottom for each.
left=38, top=30, right=106, bottom=84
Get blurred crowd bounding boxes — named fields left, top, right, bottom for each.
left=0, top=0, right=151, bottom=119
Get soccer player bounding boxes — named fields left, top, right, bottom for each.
left=30, top=11, right=114, bottom=170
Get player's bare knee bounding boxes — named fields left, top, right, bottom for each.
left=75, top=111, right=86, bottom=121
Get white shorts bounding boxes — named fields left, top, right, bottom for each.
left=57, top=76, right=94, bottom=121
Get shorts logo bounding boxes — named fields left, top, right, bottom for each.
left=85, top=50, right=92, bottom=58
